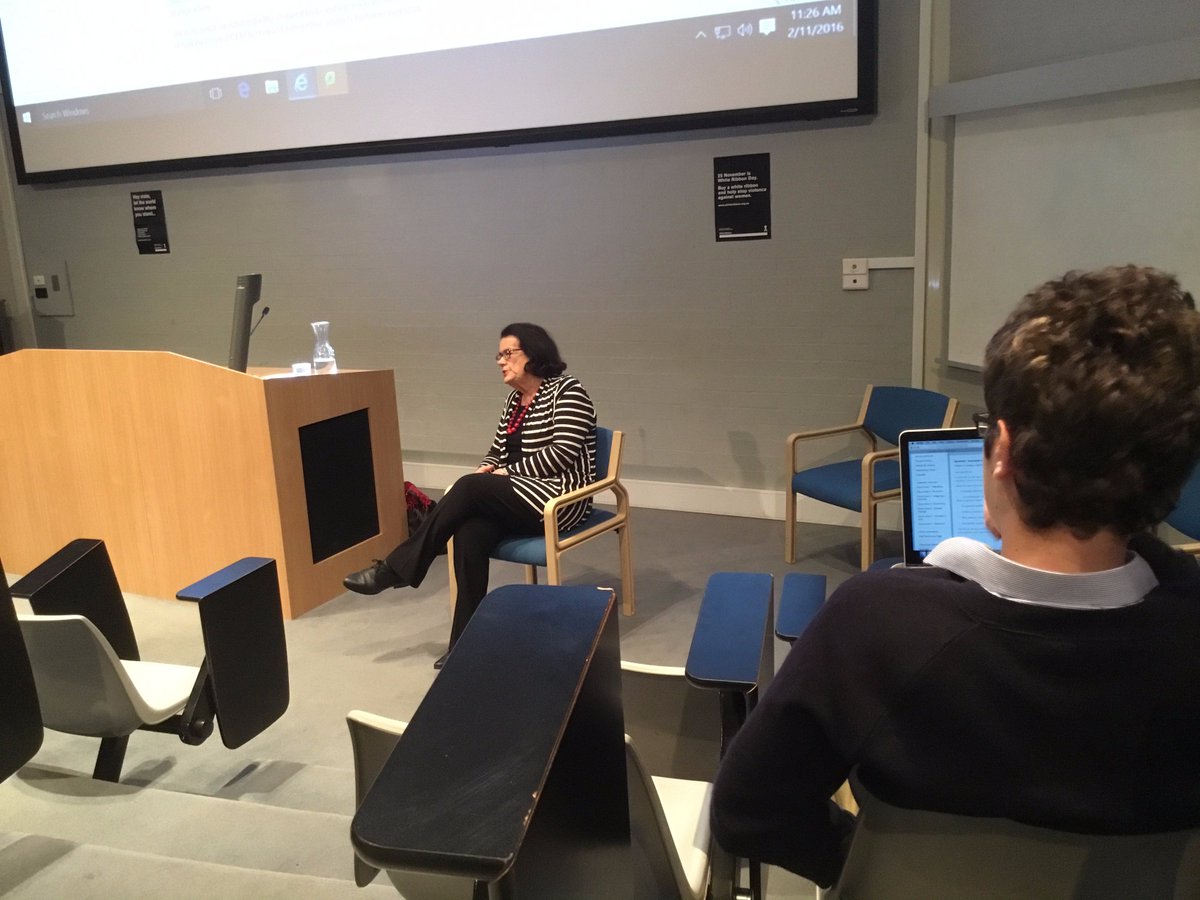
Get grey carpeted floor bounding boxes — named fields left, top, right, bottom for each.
left=3, top=503, right=897, bottom=898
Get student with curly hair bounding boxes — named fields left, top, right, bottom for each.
left=711, top=266, right=1200, bottom=888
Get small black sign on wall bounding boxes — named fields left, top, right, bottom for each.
left=714, top=153, right=771, bottom=242
left=131, top=190, right=170, bottom=254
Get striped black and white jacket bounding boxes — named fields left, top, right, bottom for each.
left=481, top=375, right=597, bottom=530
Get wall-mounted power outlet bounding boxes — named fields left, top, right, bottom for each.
left=30, top=263, right=75, bottom=315
left=842, top=258, right=868, bottom=275
left=842, top=273, right=869, bottom=290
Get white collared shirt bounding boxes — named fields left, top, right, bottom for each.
left=924, top=536, right=1158, bottom=610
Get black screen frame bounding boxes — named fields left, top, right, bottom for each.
left=899, top=427, right=999, bottom=567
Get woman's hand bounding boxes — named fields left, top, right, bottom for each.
left=475, top=464, right=496, bottom=474
left=491, top=467, right=509, bottom=476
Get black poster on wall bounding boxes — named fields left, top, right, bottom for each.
left=131, top=190, right=170, bottom=254
left=714, top=153, right=771, bottom=242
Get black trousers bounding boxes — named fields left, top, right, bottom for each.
left=385, top=473, right=542, bottom=647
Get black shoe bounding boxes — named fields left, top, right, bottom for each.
left=433, top=650, right=451, bottom=670
left=343, top=560, right=402, bottom=594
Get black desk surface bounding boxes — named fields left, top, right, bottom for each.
left=775, top=571, right=827, bottom=643
left=684, top=571, right=773, bottom=692
left=351, top=583, right=615, bottom=882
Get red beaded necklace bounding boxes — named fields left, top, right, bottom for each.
left=507, top=400, right=532, bottom=434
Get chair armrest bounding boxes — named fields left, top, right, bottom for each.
left=788, top=424, right=875, bottom=471
left=786, top=422, right=865, bottom=444
left=1176, top=541, right=1200, bottom=556
left=541, top=474, right=626, bottom=533
left=176, top=557, right=288, bottom=750
left=862, top=448, right=900, bottom=498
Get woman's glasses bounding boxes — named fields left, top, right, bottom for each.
left=495, top=348, right=523, bottom=362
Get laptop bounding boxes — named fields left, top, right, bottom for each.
left=899, top=427, right=1002, bottom=566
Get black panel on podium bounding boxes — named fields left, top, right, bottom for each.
left=299, top=408, right=380, bottom=563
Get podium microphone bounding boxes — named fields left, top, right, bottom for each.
left=249, top=306, right=270, bottom=336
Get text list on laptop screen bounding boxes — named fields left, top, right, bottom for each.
left=907, top=436, right=1001, bottom=560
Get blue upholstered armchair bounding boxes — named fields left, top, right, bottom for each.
left=785, top=385, right=958, bottom=570
left=449, top=426, right=635, bottom=616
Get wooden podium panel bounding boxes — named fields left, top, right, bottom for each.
left=0, top=350, right=406, bottom=618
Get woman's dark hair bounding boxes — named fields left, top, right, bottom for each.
left=501, top=323, right=567, bottom=378
left=983, top=265, right=1200, bottom=537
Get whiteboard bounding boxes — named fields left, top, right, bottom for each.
left=947, top=82, right=1200, bottom=367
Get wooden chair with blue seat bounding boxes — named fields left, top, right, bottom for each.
left=449, top=425, right=635, bottom=616
left=786, top=385, right=958, bottom=570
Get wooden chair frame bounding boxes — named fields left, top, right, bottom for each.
left=786, top=386, right=958, bottom=570
left=451, top=428, right=635, bottom=617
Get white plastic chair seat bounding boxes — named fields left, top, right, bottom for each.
left=347, top=709, right=408, bottom=888
left=826, top=785, right=1200, bottom=899
left=626, top=734, right=712, bottom=900
left=121, top=659, right=202, bottom=724
left=621, top=659, right=686, bottom=678
left=650, top=772, right=713, bottom=900
left=347, top=710, right=485, bottom=899
left=18, top=613, right=198, bottom=737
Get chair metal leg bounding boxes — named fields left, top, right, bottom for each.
left=709, top=844, right=736, bottom=900
left=93, top=735, right=129, bottom=782
left=524, top=564, right=538, bottom=585
left=618, top=524, right=635, bottom=617
left=860, top=501, right=876, bottom=571
left=785, top=488, right=797, bottom=564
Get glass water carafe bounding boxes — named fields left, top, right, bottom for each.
left=311, top=320, right=337, bottom=374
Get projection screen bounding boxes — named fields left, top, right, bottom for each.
left=0, top=1, right=876, bottom=183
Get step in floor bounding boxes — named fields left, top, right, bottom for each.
left=0, top=766, right=359, bottom=883
left=27, top=730, right=356, bottom=816
left=0, top=832, right=400, bottom=899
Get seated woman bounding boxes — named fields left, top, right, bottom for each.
left=711, top=266, right=1200, bottom=889
left=343, top=323, right=596, bottom=668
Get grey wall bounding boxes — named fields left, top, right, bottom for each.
left=947, top=0, right=1199, bottom=82
left=11, top=4, right=918, bottom=498
left=924, top=0, right=1200, bottom=411
left=12, top=0, right=1194, bottom=499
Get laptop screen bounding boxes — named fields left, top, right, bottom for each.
left=900, top=427, right=1002, bottom=565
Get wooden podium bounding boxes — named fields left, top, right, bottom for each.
left=0, top=350, right=407, bottom=618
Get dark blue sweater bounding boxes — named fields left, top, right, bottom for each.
left=711, top=535, right=1200, bottom=887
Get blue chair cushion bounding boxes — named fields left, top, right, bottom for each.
left=1166, top=465, right=1200, bottom=541
left=791, top=458, right=900, bottom=512
left=863, top=386, right=954, bottom=445
left=492, top=509, right=618, bottom=566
